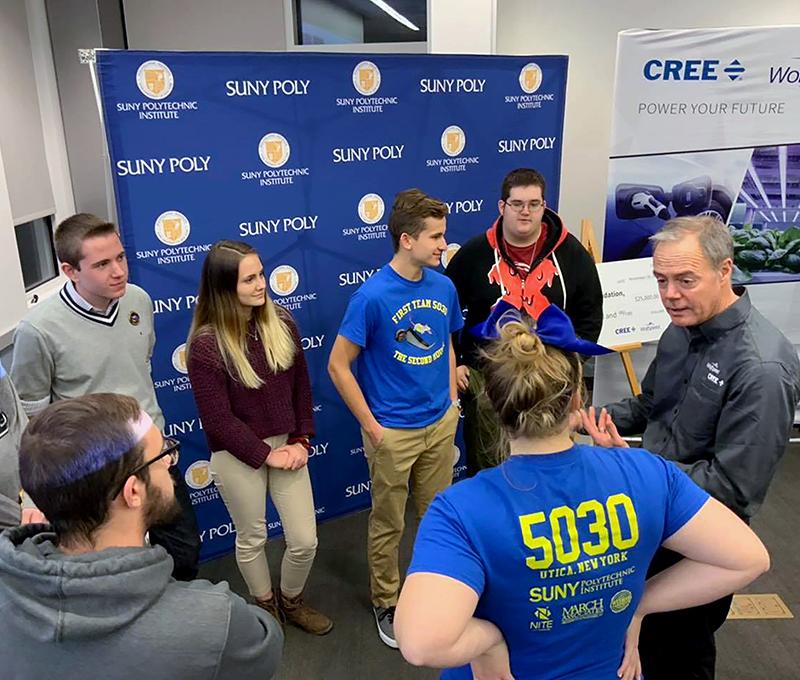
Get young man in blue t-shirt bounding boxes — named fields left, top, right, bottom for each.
left=328, top=189, right=463, bottom=648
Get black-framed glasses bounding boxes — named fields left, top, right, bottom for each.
left=504, top=199, right=545, bottom=212
left=113, top=437, right=180, bottom=497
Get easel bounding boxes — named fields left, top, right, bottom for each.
left=580, top=219, right=642, bottom=396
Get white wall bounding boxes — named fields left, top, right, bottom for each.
left=429, top=0, right=495, bottom=54
left=123, top=0, right=287, bottom=50
left=0, top=0, right=74, bottom=349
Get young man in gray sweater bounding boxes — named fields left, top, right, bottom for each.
left=10, top=213, right=199, bottom=578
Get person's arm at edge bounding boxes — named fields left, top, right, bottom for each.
left=676, top=361, right=798, bottom=518
left=215, top=590, right=284, bottom=680
left=187, top=335, right=272, bottom=468
left=10, top=322, right=54, bottom=416
left=449, top=337, right=457, bottom=403
left=327, top=334, right=382, bottom=445
left=396, top=573, right=504, bottom=668
left=635, top=497, right=769, bottom=619
left=285, top=316, right=315, bottom=439
left=443, top=245, right=467, bottom=366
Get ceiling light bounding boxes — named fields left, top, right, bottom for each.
left=368, top=0, right=420, bottom=31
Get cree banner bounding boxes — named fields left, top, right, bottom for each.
left=604, top=26, right=800, bottom=287
left=95, top=50, right=568, bottom=560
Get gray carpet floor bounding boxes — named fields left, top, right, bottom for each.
left=199, top=445, right=800, bottom=679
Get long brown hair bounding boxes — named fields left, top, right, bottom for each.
left=188, top=240, right=295, bottom=387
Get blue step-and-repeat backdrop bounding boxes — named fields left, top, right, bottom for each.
left=95, top=50, right=568, bottom=561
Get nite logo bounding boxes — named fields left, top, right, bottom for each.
left=643, top=59, right=745, bottom=82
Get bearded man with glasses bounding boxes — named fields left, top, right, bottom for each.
left=0, top=393, right=283, bottom=680
left=445, top=167, right=603, bottom=475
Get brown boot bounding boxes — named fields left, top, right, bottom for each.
left=254, top=594, right=285, bottom=629
left=279, top=590, right=333, bottom=635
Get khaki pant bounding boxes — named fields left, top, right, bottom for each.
left=362, top=403, right=459, bottom=608
left=210, top=434, right=318, bottom=599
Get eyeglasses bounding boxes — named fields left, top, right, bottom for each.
left=113, top=437, right=180, bottom=497
left=504, top=199, right=545, bottom=212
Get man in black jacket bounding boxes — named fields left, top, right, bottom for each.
left=445, top=168, right=603, bottom=474
left=590, top=215, right=800, bottom=680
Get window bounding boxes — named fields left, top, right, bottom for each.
left=14, top=215, right=58, bottom=291
left=294, top=0, right=427, bottom=45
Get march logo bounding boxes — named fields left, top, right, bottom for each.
left=353, top=61, right=381, bottom=96
left=154, top=211, right=190, bottom=246
left=519, top=63, right=543, bottom=94
left=136, top=60, right=174, bottom=100
left=561, top=598, right=604, bottom=624
left=358, top=193, right=385, bottom=225
left=185, top=460, right=212, bottom=490
left=441, top=125, right=466, bottom=157
left=269, top=265, right=299, bottom=297
left=259, top=133, right=290, bottom=169
left=610, top=589, right=633, bottom=614
left=172, top=343, right=188, bottom=374
left=441, top=243, right=461, bottom=268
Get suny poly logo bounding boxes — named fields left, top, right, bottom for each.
left=172, top=343, right=188, bottom=374
left=643, top=58, right=745, bottom=81
left=259, top=133, right=291, bottom=168
left=185, top=460, right=212, bottom=490
left=269, top=265, right=300, bottom=297
left=519, top=63, right=543, bottom=93
left=441, top=243, right=461, bottom=269
left=353, top=61, right=381, bottom=96
left=441, top=125, right=466, bottom=157
left=358, top=193, right=385, bottom=225
left=154, top=211, right=190, bottom=246
left=136, top=60, right=174, bottom=99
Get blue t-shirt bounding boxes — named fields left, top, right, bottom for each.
left=338, top=265, right=463, bottom=428
left=408, top=444, right=709, bottom=680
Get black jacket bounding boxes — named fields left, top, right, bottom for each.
left=445, top=208, right=603, bottom=367
left=606, top=291, right=800, bottom=519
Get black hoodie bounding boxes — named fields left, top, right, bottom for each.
left=445, top=208, right=603, bottom=367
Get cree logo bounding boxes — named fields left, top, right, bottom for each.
left=723, top=59, right=745, bottom=81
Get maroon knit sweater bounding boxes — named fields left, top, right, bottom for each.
left=187, top=315, right=315, bottom=469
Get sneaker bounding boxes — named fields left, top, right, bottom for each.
left=373, top=605, right=398, bottom=648
left=254, top=594, right=285, bottom=629
left=279, top=591, right=334, bottom=636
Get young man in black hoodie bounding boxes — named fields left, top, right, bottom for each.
left=445, top=168, right=603, bottom=474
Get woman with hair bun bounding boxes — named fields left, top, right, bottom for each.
left=395, top=301, right=769, bottom=680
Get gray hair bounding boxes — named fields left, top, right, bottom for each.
left=650, top=216, right=733, bottom=268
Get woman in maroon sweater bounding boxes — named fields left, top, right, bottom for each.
left=187, top=240, right=332, bottom=635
